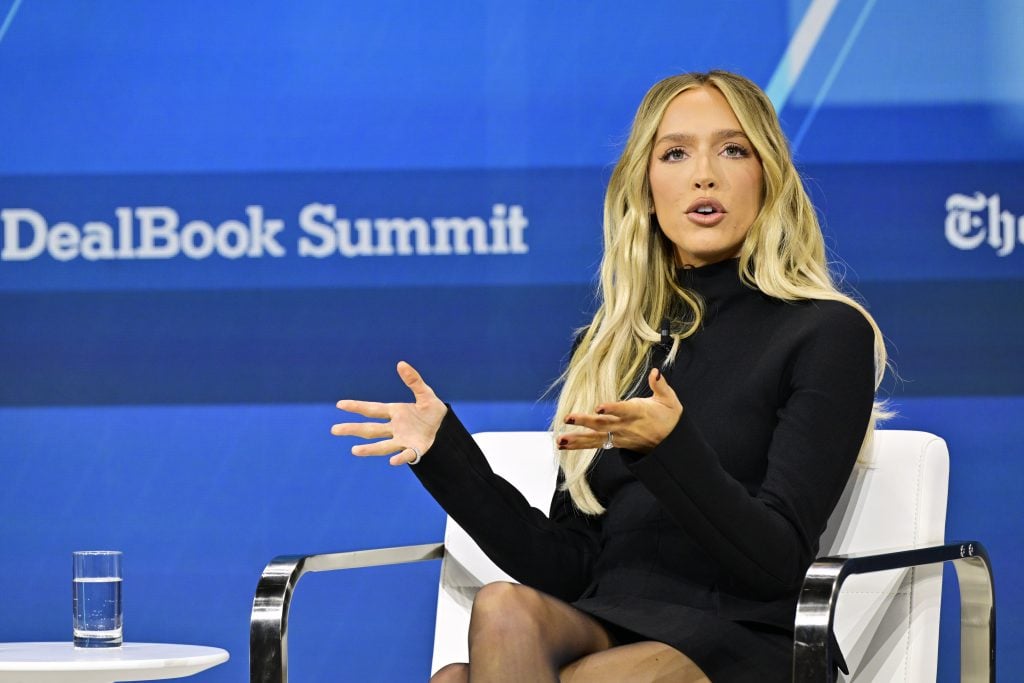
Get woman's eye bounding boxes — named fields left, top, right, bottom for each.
left=722, top=144, right=749, bottom=158
left=660, top=147, right=686, bottom=162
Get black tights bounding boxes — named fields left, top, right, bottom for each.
left=429, top=582, right=710, bottom=683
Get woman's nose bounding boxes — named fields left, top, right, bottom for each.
left=692, top=154, right=717, bottom=190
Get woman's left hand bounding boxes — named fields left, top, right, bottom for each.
left=559, top=368, right=683, bottom=454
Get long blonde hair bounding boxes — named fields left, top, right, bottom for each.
left=552, top=70, right=889, bottom=515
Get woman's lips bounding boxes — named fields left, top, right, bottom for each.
left=685, top=198, right=727, bottom=227
left=687, top=210, right=727, bottom=227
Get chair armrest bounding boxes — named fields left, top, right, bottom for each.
left=793, top=540, right=994, bottom=683
left=250, top=542, right=445, bottom=683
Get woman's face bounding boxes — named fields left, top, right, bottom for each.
left=648, top=86, right=763, bottom=267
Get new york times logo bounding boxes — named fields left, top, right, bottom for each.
left=946, top=192, right=1022, bottom=256
left=0, top=203, right=528, bottom=261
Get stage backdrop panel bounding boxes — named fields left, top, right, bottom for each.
left=1, top=2, right=1020, bottom=680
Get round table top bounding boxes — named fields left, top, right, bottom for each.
left=0, top=643, right=229, bottom=682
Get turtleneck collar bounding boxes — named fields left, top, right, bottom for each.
left=676, top=257, right=751, bottom=309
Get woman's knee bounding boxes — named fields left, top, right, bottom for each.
left=470, top=581, right=547, bottom=639
left=429, top=662, right=468, bottom=682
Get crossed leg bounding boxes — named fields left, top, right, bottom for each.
left=559, top=641, right=710, bottom=682
left=429, top=582, right=709, bottom=683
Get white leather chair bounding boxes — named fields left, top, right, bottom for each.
left=793, top=431, right=995, bottom=682
left=249, top=430, right=994, bottom=682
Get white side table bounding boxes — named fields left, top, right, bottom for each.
left=0, top=642, right=229, bottom=682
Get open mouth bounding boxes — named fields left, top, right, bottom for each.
left=686, top=198, right=726, bottom=226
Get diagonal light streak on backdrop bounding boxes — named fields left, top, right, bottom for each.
left=792, top=0, right=880, bottom=153
left=766, top=0, right=840, bottom=112
left=0, top=0, right=23, bottom=46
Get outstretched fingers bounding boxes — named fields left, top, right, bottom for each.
left=397, top=361, right=437, bottom=403
left=333, top=361, right=446, bottom=467
left=351, top=437, right=403, bottom=457
left=562, top=412, right=620, bottom=433
left=336, top=399, right=391, bottom=419
left=648, top=367, right=678, bottom=405
left=330, top=420, right=391, bottom=439
left=389, top=448, right=421, bottom=467
left=354, top=441, right=421, bottom=467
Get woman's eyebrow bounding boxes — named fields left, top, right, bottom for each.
left=654, top=129, right=749, bottom=146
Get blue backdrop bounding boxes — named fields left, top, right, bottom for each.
left=1, top=1, right=1021, bottom=680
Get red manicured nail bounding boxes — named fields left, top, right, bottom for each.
left=597, top=408, right=605, bottom=415
left=558, top=438, right=568, bottom=447
left=566, top=417, right=576, bottom=425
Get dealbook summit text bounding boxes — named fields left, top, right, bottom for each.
left=0, top=203, right=529, bottom=262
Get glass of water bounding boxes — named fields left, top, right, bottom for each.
left=72, top=550, right=123, bottom=648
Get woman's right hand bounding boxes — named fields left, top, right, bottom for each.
left=331, top=361, right=447, bottom=466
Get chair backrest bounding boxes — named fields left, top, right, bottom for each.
left=822, top=430, right=949, bottom=682
left=431, top=432, right=558, bottom=674
left=430, top=430, right=949, bottom=682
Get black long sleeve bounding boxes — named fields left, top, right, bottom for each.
left=622, top=299, right=875, bottom=598
left=411, top=409, right=601, bottom=602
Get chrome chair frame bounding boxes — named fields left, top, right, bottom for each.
left=249, top=543, right=443, bottom=683
left=249, top=539, right=994, bottom=683
left=794, top=540, right=995, bottom=682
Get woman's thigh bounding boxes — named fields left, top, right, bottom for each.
left=469, top=582, right=615, bottom=663
left=559, top=641, right=710, bottom=683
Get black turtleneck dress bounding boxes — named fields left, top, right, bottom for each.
left=411, top=259, right=876, bottom=681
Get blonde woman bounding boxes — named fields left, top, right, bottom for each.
left=333, top=70, right=884, bottom=682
